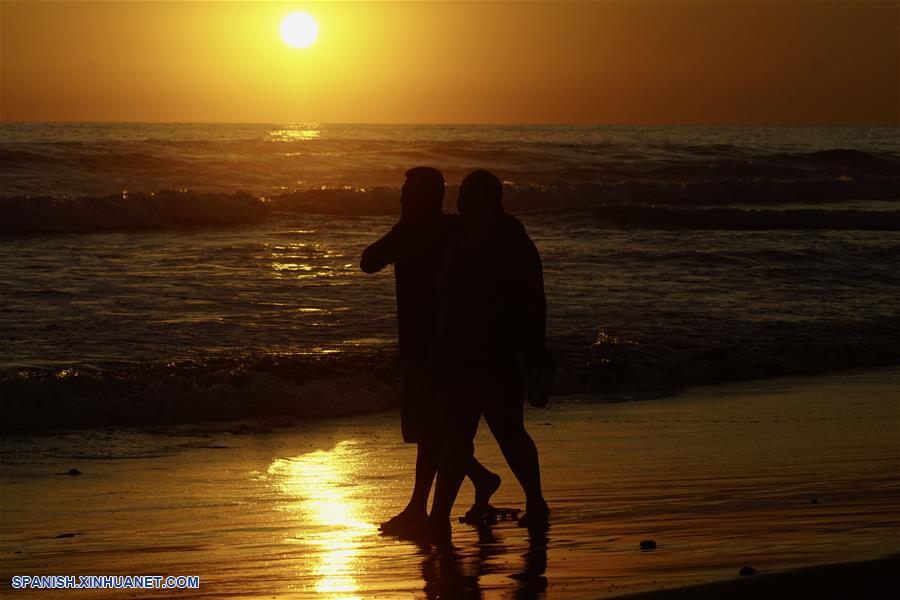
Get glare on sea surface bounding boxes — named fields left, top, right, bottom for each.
left=268, top=123, right=321, bottom=142
left=280, top=12, right=319, bottom=49
left=266, top=441, right=375, bottom=598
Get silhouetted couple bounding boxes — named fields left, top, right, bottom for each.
left=361, top=167, right=550, bottom=545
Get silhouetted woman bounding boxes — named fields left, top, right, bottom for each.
left=426, top=169, right=550, bottom=543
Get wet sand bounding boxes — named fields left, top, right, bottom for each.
left=615, top=556, right=899, bottom=599
left=1, top=368, right=898, bottom=598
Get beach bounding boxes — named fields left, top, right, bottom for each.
left=3, top=0, right=899, bottom=596
left=2, top=367, right=898, bottom=598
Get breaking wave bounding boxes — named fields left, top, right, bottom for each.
left=3, top=314, right=899, bottom=432
left=0, top=190, right=267, bottom=234
left=1, top=352, right=401, bottom=432
left=591, top=205, right=900, bottom=230
left=2, top=181, right=899, bottom=234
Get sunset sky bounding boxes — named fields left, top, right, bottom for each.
left=1, top=0, right=897, bottom=125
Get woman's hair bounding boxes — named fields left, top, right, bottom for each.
left=459, top=169, right=503, bottom=217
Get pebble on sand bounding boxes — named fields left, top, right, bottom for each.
left=739, top=566, right=757, bottom=576
left=67, top=469, right=82, bottom=476
left=639, top=540, right=657, bottom=550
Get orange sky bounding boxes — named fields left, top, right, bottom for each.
left=1, top=1, right=897, bottom=125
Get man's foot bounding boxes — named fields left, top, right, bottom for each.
left=517, top=502, right=550, bottom=529
left=400, top=516, right=453, bottom=549
left=379, top=509, right=426, bottom=535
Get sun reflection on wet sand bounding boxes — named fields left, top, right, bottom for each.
left=267, top=441, right=377, bottom=599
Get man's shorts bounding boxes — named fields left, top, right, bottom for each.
left=400, top=361, right=440, bottom=444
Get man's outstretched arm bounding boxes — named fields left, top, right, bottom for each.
left=360, top=224, right=402, bottom=273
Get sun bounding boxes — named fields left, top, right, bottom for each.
left=280, top=12, right=319, bottom=49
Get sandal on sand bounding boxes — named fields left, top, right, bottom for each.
left=460, top=505, right=521, bottom=524
left=517, top=506, right=550, bottom=529
left=462, top=503, right=495, bottom=524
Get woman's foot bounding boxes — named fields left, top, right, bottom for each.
left=379, top=508, right=426, bottom=535
left=474, top=472, right=502, bottom=506
left=464, top=471, right=501, bottom=522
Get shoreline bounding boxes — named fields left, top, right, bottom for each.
left=4, top=363, right=899, bottom=437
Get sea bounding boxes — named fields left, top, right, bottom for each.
left=1, top=123, right=898, bottom=431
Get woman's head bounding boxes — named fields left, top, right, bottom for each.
left=458, top=169, right=504, bottom=221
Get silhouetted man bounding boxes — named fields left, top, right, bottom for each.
left=360, top=167, right=500, bottom=535
left=425, top=169, right=550, bottom=543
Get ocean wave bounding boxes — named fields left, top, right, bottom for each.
left=3, top=126, right=899, bottom=204
left=2, top=183, right=898, bottom=234
left=0, top=190, right=267, bottom=234
left=591, top=205, right=900, bottom=230
left=3, top=315, right=899, bottom=432
left=264, top=177, right=900, bottom=216
left=553, top=315, right=900, bottom=398
left=769, top=148, right=895, bottom=165
left=1, top=353, right=400, bottom=433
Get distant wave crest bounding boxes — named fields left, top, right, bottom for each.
left=591, top=205, right=900, bottom=230
left=0, top=190, right=267, bottom=234
left=2, top=139, right=899, bottom=234
left=2, top=184, right=898, bottom=234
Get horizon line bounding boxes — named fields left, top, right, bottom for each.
left=2, top=120, right=898, bottom=128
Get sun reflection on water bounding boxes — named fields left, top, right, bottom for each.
left=267, top=240, right=349, bottom=279
left=268, top=123, right=322, bottom=142
left=267, top=441, right=376, bottom=599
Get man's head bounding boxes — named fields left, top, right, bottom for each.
left=458, top=169, right=504, bottom=221
left=401, top=166, right=445, bottom=218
